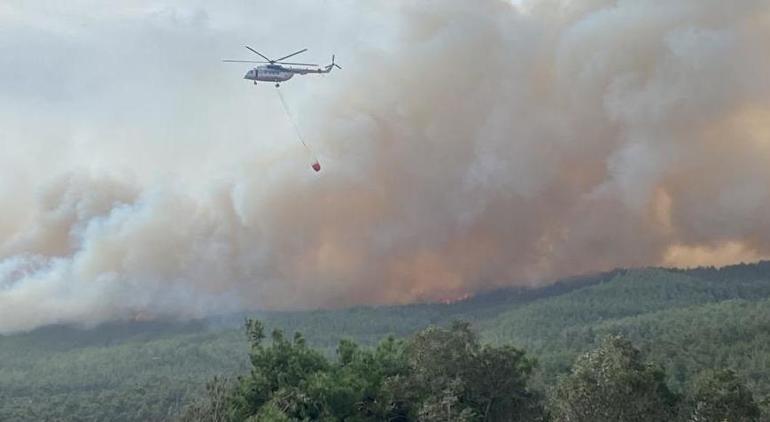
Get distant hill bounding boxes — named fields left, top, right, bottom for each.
left=481, top=264, right=770, bottom=393
left=1, top=262, right=769, bottom=421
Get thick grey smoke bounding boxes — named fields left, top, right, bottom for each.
left=1, top=0, right=769, bottom=332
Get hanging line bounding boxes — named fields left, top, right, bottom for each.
left=275, top=88, right=321, bottom=172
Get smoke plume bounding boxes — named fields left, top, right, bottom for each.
left=1, top=0, right=769, bottom=332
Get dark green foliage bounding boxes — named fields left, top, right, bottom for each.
left=177, top=377, right=234, bottom=422
left=404, top=321, right=543, bottom=421
left=2, top=262, right=770, bottom=420
left=232, top=325, right=330, bottom=420
left=481, top=266, right=770, bottom=393
left=182, top=329, right=767, bottom=422
left=223, top=319, right=415, bottom=421
left=552, top=336, right=678, bottom=422
left=187, top=320, right=543, bottom=421
left=0, top=322, right=250, bottom=422
left=686, top=369, right=761, bottom=422
left=589, top=298, right=770, bottom=397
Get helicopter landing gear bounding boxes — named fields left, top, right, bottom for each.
left=275, top=83, right=280, bottom=88
left=253, top=81, right=257, bottom=85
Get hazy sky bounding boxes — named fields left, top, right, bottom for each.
left=0, top=0, right=372, bottom=183
left=1, top=0, right=769, bottom=332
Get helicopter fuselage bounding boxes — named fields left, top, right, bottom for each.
left=244, top=64, right=331, bottom=83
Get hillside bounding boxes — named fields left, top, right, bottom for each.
left=481, top=264, right=770, bottom=392
left=1, top=263, right=769, bottom=420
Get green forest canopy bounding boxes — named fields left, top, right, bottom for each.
left=1, top=262, right=769, bottom=421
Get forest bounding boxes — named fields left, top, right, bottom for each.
left=1, top=262, right=770, bottom=421
left=179, top=320, right=762, bottom=421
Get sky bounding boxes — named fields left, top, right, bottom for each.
left=1, top=0, right=769, bottom=332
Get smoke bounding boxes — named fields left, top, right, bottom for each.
left=1, top=0, right=769, bottom=332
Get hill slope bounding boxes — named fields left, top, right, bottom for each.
left=481, top=264, right=770, bottom=392
left=1, top=263, right=769, bottom=421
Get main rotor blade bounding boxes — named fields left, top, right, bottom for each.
left=275, top=48, right=308, bottom=62
left=244, top=46, right=272, bottom=62
left=222, top=60, right=270, bottom=63
left=276, top=61, right=319, bottom=66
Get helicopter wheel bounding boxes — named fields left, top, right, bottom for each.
left=275, top=83, right=280, bottom=88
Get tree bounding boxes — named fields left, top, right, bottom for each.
left=231, top=320, right=330, bottom=420
left=552, top=335, right=678, bottom=422
left=249, top=401, right=290, bottom=422
left=183, top=320, right=543, bottom=421
left=404, top=321, right=544, bottom=421
left=216, top=320, right=414, bottom=421
left=687, top=369, right=761, bottom=422
left=177, top=377, right=235, bottom=422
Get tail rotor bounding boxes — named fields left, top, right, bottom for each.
left=325, top=55, right=342, bottom=72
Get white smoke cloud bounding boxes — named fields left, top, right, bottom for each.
left=1, top=0, right=769, bottom=333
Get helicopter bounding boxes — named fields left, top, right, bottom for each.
left=223, top=46, right=341, bottom=87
